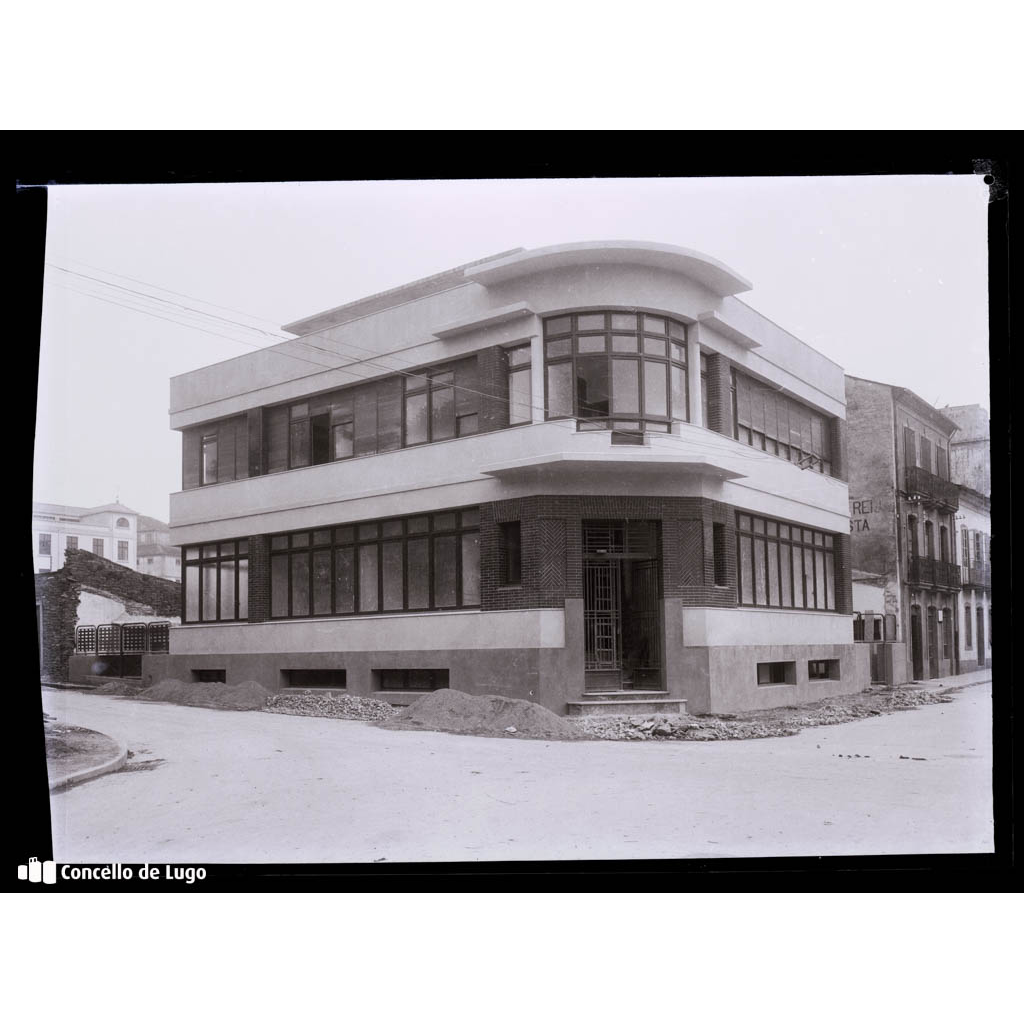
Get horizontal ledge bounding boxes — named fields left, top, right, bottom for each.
left=696, top=310, right=762, bottom=349
left=432, top=301, right=535, bottom=339
left=478, top=451, right=746, bottom=480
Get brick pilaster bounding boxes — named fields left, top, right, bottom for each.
left=704, top=353, right=733, bottom=436
left=835, top=533, right=853, bottom=614
left=247, top=534, right=271, bottom=622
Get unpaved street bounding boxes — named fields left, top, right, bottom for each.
left=44, top=685, right=993, bottom=863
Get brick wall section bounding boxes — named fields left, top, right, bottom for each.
left=34, top=549, right=180, bottom=681
left=477, top=346, right=510, bottom=433
left=703, top=353, right=733, bottom=436
left=481, top=495, right=739, bottom=611
left=830, top=416, right=849, bottom=481
left=247, top=534, right=271, bottom=622
left=834, top=533, right=853, bottom=614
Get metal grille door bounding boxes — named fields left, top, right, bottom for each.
left=584, top=561, right=620, bottom=670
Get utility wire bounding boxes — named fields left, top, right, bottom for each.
left=48, top=267, right=827, bottom=469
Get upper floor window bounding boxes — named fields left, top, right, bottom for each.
left=507, top=345, right=532, bottom=425
left=118, top=541, right=129, bottom=561
left=66, top=536, right=78, bottom=551
left=201, top=433, right=218, bottom=484
left=543, top=311, right=688, bottom=433
left=92, top=539, right=104, bottom=556
left=116, top=517, right=130, bottom=529
left=38, top=533, right=51, bottom=555
left=903, top=426, right=916, bottom=468
left=184, top=415, right=249, bottom=488
left=405, top=361, right=479, bottom=444
left=734, top=371, right=833, bottom=475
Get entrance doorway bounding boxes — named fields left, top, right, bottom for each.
left=582, top=520, right=662, bottom=691
left=976, top=605, right=986, bottom=668
left=927, top=606, right=939, bottom=679
left=910, top=604, right=924, bottom=680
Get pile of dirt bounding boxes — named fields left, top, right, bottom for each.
left=378, top=688, right=582, bottom=741
left=265, top=690, right=397, bottom=722
left=95, top=679, right=145, bottom=696
left=138, top=678, right=273, bottom=711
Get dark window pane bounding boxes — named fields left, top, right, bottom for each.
left=377, top=378, right=403, bottom=452
left=576, top=356, right=609, bottom=418
left=201, top=564, right=217, bottom=621
left=433, top=512, right=457, bottom=531
left=353, top=386, right=378, bottom=456
left=461, top=533, right=480, bottom=605
left=291, top=533, right=309, bottom=548
left=611, top=360, right=640, bottom=415
left=312, top=530, right=331, bottom=546
left=433, top=535, right=457, bottom=608
left=738, top=515, right=751, bottom=531
left=407, top=517, right=429, bottom=535
left=185, top=565, right=199, bottom=621
left=237, top=560, right=248, bottom=619
left=311, top=413, right=331, bottom=464
left=219, top=562, right=236, bottom=620
left=313, top=550, right=332, bottom=615
left=203, top=544, right=218, bottom=558
left=739, top=535, right=753, bottom=604
left=333, top=421, right=354, bottom=459
left=780, top=545, right=793, bottom=606
left=289, top=419, right=310, bottom=468
left=457, top=413, right=478, bottom=436
left=237, top=539, right=248, bottom=555
left=546, top=339, right=572, bottom=359
left=644, top=360, right=667, bottom=417
left=460, top=508, right=480, bottom=528
left=381, top=520, right=403, bottom=538
left=335, top=526, right=354, bottom=544
left=547, top=362, right=574, bottom=417
left=407, top=538, right=430, bottom=609
left=545, top=315, right=572, bottom=336
left=358, top=546, right=379, bottom=612
left=271, top=555, right=289, bottom=617
left=431, top=385, right=455, bottom=440
left=334, top=547, right=354, bottom=614
left=270, top=535, right=288, bottom=551
left=291, top=553, right=310, bottom=617
left=358, top=523, right=378, bottom=541
left=382, top=541, right=404, bottom=611
left=507, top=345, right=531, bottom=367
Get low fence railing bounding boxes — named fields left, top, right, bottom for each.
left=74, top=621, right=170, bottom=678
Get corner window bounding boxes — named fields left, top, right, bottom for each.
left=543, top=311, right=687, bottom=433
left=182, top=539, right=249, bottom=623
left=499, top=522, right=522, bottom=585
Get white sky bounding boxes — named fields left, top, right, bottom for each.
left=33, top=176, right=991, bottom=523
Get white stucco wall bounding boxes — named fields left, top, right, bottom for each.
left=681, top=607, right=853, bottom=647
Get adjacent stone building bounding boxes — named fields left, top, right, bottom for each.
left=845, top=376, right=962, bottom=682
left=32, top=501, right=140, bottom=575
left=137, top=515, right=181, bottom=582
left=147, top=241, right=867, bottom=714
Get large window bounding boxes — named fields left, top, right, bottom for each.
left=736, top=513, right=836, bottom=611
left=269, top=507, right=480, bottom=619
left=66, top=536, right=78, bottom=551
left=117, top=541, right=129, bottom=561
left=404, top=360, right=479, bottom=445
left=183, top=415, right=249, bottom=488
left=733, top=372, right=834, bottom=475
left=182, top=539, right=249, bottom=623
left=92, top=539, right=104, bottom=556
left=38, top=534, right=51, bottom=555
left=543, top=311, right=687, bottom=433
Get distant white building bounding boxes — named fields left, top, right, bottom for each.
left=32, top=501, right=139, bottom=574
left=136, top=515, right=181, bottom=582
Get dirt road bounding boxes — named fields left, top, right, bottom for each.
left=44, top=684, right=993, bottom=863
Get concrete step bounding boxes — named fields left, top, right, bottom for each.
left=566, top=696, right=687, bottom=717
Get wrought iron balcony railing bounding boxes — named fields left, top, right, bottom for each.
left=904, top=465, right=959, bottom=511
left=963, top=565, right=992, bottom=590
left=906, top=556, right=962, bottom=591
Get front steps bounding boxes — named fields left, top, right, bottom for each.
left=566, top=690, right=687, bottom=717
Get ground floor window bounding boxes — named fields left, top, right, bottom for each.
left=736, top=513, right=836, bottom=610
left=808, top=659, right=840, bottom=680
left=757, top=661, right=795, bottom=685
left=375, top=668, right=449, bottom=691
left=270, top=508, right=479, bottom=619
left=283, top=669, right=347, bottom=688
left=182, top=540, right=249, bottom=623
left=964, top=604, right=972, bottom=647
left=192, top=669, right=226, bottom=683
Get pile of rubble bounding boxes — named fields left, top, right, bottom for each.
left=576, top=686, right=959, bottom=742
left=265, top=690, right=397, bottom=722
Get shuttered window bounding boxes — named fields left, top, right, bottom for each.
left=920, top=436, right=932, bottom=475
left=904, top=426, right=916, bottom=468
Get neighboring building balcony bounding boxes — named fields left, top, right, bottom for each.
left=963, top=564, right=991, bottom=590
left=906, top=555, right=962, bottom=591
left=904, top=465, right=959, bottom=512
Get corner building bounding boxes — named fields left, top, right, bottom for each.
left=149, top=242, right=866, bottom=714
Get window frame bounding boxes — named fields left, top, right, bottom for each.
left=542, top=310, right=688, bottom=433
left=38, top=533, right=51, bottom=555
left=268, top=507, right=481, bottom=620
left=182, top=539, right=250, bottom=624
left=498, top=521, right=522, bottom=586
left=507, top=344, right=533, bottom=426
left=735, top=512, right=837, bottom=611
left=117, top=540, right=129, bottom=561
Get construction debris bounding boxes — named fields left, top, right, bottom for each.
left=265, top=690, right=397, bottom=722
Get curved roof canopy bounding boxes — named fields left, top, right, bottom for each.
left=463, top=240, right=753, bottom=296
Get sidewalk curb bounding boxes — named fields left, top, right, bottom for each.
left=49, top=737, right=128, bottom=792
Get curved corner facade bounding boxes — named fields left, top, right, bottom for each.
left=149, top=241, right=868, bottom=713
